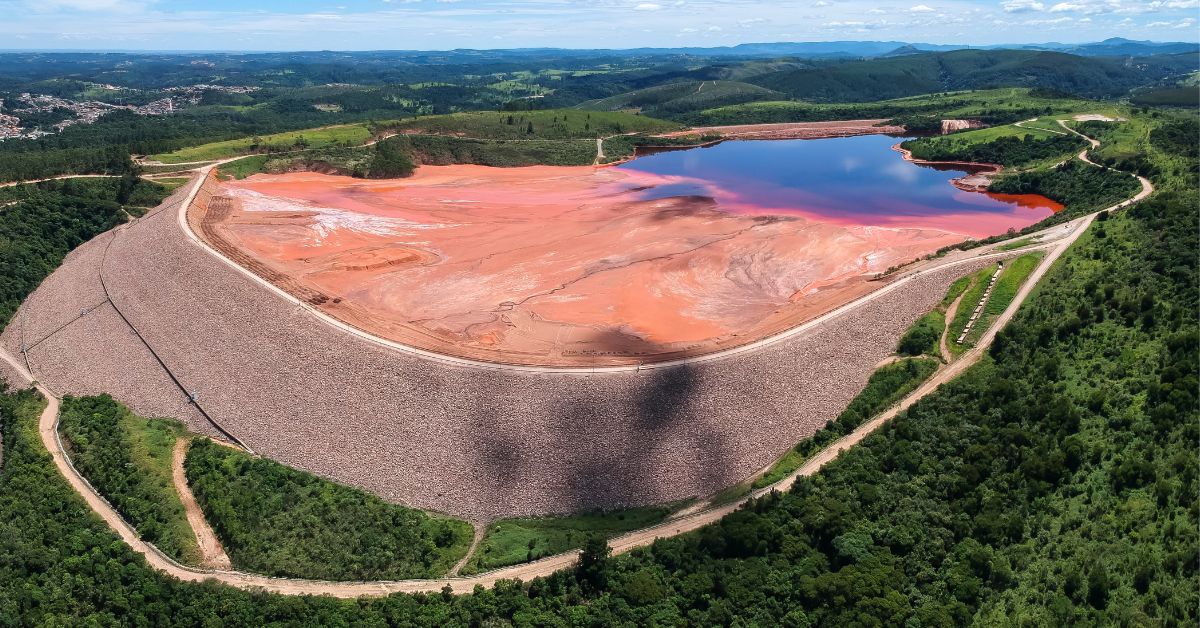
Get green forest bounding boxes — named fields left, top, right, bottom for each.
left=58, top=395, right=200, bottom=565
left=183, top=439, right=474, bottom=581
left=903, top=133, right=1086, bottom=166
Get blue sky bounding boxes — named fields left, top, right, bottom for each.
left=2, top=0, right=1196, bottom=51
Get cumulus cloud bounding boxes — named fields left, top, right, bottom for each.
left=1147, top=16, right=1197, bottom=26
left=634, top=2, right=662, bottom=10
left=30, top=0, right=146, bottom=10
left=1002, top=0, right=1045, bottom=11
left=910, top=4, right=936, bottom=10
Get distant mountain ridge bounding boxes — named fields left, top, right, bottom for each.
left=414, top=38, right=1200, bottom=60
left=3, top=38, right=1197, bottom=60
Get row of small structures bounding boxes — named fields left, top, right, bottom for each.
left=956, top=263, right=1003, bottom=345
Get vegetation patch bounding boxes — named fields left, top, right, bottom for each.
left=58, top=395, right=200, bottom=564
left=464, top=505, right=675, bottom=574
left=688, top=88, right=1094, bottom=126
left=150, top=124, right=373, bottom=163
left=902, top=129, right=1085, bottom=166
left=989, top=159, right=1141, bottom=214
left=947, top=264, right=1000, bottom=352
left=897, top=311, right=945, bottom=358
left=962, top=252, right=1045, bottom=347
left=184, top=439, right=473, bottom=580
left=998, top=236, right=1038, bottom=251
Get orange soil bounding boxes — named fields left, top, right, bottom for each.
left=205, top=166, right=968, bottom=366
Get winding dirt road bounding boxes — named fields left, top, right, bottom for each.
left=0, top=120, right=1153, bottom=597
left=940, top=291, right=965, bottom=363
left=0, top=174, right=124, bottom=188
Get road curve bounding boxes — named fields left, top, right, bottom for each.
left=0, top=122, right=1151, bottom=597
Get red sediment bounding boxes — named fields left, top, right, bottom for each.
left=200, top=164, right=990, bottom=366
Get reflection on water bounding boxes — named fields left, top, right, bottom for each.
left=617, top=134, right=1062, bottom=238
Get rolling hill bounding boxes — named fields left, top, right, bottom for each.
left=746, top=49, right=1195, bottom=102
left=579, top=80, right=782, bottom=115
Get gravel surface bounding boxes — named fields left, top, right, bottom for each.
left=3, top=178, right=1009, bottom=521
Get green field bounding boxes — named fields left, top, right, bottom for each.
left=463, top=505, right=676, bottom=574
left=998, top=236, right=1039, bottom=251
left=58, top=395, right=201, bottom=565
left=150, top=176, right=191, bottom=191
left=150, top=124, right=374, bottom=163
left=184, top=439, right=474, bottom=580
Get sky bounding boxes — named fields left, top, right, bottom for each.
left=1, top=0, right=1197, bottom=51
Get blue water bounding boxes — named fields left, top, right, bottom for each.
left=615, top=134, right=1057, bottom=234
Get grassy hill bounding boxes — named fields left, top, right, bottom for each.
left=579, top=80, right=781, bottom=116
left=684, top=88, right=1095, bottom=126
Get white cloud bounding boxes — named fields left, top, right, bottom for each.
left=634, top=2, right=662, bottom=10
left=1002, top=0, right=1045, bottom=11
left=910, top=4, right=936, bottom=11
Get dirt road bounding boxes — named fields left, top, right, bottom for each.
left=172, top=438, right=233, bottom=569
left=0, top=174, right=123, bottom=188
left=940, top=292, right=965, bottom=363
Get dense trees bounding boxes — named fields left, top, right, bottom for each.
left=58, top=395, right=198, bottom=563
left=989, top=159, right=1142, bottom=212
left=367, top=139, right=416, bottom=178
left=183, top=439, right=473, bottom=580
left=903, top=133, right=1086, bottom=166
left=897, top=312, right=943, bottom=357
